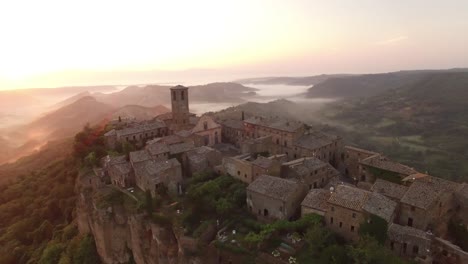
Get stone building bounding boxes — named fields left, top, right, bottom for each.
left=220, top=119, right=245, bottom=147
left=371, top=178, right=409, bottom=202
left=281, top=157, right=340, bottom=190
left=243, top=116, right=305, bottom=153
left=287, top=131, right=342, bottom=166
left=223, top=154, right=254, bottom=184
left=129, top=150, right=151, bottom=167
left=240, top=135, right=273, bottom=155
left=183, top=146, right=222, bottom=177
left=145, top=142, right=170, bottom=161
left=387, top=223, right=432, bottom=260
left=399, top=176, right=460, bottom=235
left=359, top=154, right=418, bottom=184
left=325, top=185, right=397, bottom=241
left=340, top=146, right=378, bottom=181
left=134, top=158, right=183, bottom=196
left=170, top=85, right=191, bottom=131
left=104, top=120, right=168, bottom=149
left=251, top=155, right=285, bottom=180
left=191, top=115, right=222, bottom=146
left=223, top=154, right=284, bottom=184
left=246, top=175, right=307, bottom=221
left=108, top=162, right=132, bottom=188
left=301, top=189, right=331, bottom=216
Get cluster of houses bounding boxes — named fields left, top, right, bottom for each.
left=97, top=85, right=467, bottom=264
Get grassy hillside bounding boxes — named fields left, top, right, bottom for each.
left=306, top=69, right=468, bottom=99
left=319, top=72, right=468, bottom=181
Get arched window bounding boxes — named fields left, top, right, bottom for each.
left=172, top=91, right=177, bottom=100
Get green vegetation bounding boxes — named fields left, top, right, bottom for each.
left=0, top=152, right=100, bottom=264
left=320, top=72, right=468, bottom=181
left=368, top=167, right=400, bottom=184
left=181, top=173, right=247, bottom=235
left=359, top=214, right=388, bottom=244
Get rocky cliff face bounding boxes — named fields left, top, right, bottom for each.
left=76, top=186, right=202, bottom=264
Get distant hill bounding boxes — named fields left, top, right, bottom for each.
left=25, top=96, right=115, bottom=140
left=0, top=97, right=172, bottom=165
left=110, top=105, right=170, bottom=120
left=94, top=82, right=257, bottom=107
left=52, top=91, right=92, bottom=109
left=306, top=68, right=468, bottom=99
left=236, top=74, right=349, bottom=86
left=319, top=72, right=468, bottom=181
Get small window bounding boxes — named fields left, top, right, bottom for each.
left=352, top=213, right=356, bottom=218
left=413, top=245, right=419, bottom=254
left=339, top=222, right=343, bottom=228
left=390, top=242, right=394, bottom=250
left=331, top=206, right=335, bottom=212
left=237, top=171, right=240, bottom=176
left=411, top=206, right=415, bottom=211
left=408, top=217, right=413, bottom=227
left=244, top=174, right=247, bottom=178
left=313, top=182, right=317, bottom=188
left=350, top=226, right=355, bottom=232
left=403, top=243, right=407, bottom=253
left=330, top=217, right=334, bottom=224
left=314, top=170, right=318, bottom=174
left=181, top=90, right=184, bottom=100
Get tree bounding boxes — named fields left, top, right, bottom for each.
left=304, top=222, right=334, bottom=254
left=359, top=214, right=388, bottom=244
left=348, top=236, right=407, bottom=264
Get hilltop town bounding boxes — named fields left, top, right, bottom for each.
left=79, top=85, right=468, bottom=264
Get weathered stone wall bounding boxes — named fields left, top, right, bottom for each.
left=325, top=205, right=363, bottom=241
left=223, top=156, right=253, bottom=184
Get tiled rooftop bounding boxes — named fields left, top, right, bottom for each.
left=134, top=158, right=180, bottom=181
left=247, top=175, right=301, bottom=202
left=344, top=146, right=378, bottom=155
left=360, top=155, right=417, bottom=175
left=401, top=176, right=460, bottom=210
left=146, top=142, right=170, bottom=156
left=328, top=185, right=369, bottom=211
left=129, top=150, right=151, bottom=164
left=115, top=120, right=167, bottom=137
left=251, top=156, right=275, bottom=169
left=294, top=131, right=337, bottom=150
left=371, top=179, right=409, bottom=200
left=301, top=189, right=331, bottom=212
left=388, top=223, right=431, bottom=242
left=222, top=119, right=244, bottom=130
left=110, top=162, right=132, bottom=175
left=362, top=193, right=397, bottom=222
left=175, top=130, right=193, bottom=137
left=104, top=129, right=116, bottom=136
left=286, top=157, right=328, bottom=178
left=168, top=141, right=195, bottom=155
left=186, top=146, right=216, bottom=163
left=244, top=116, right=304, bottom=133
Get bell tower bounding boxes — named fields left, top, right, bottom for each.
left=170, top=85, right=190, bottom=130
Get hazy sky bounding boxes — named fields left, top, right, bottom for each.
left=1, top=0, right=468, bottom=90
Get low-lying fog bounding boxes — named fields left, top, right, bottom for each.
left=189, top=84, right=336, bottom=115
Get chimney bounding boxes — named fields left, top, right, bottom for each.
left=241, top=111, right=245, bottom=121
